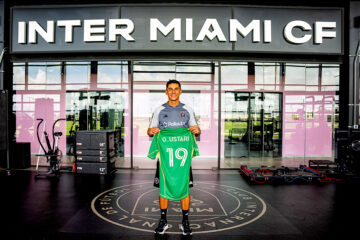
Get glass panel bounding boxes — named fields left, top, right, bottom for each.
left=223, top=91, right=282, bottom=167
left=222, top=61, right=338, bottom=168
left=285, top=63, right=306, bottom=91
left=255, top=63, right=281, bottom=91
left=248, top=92, right=263, bottom=157
left=98, top=61, right=128, bottom=84
left=13, top=63, right=25, bottom=84
left=224, top=92, right=249, bottom=161
left=221, top=62, right=248, bottom=86
left=263, top=93, right=282, bottom=158
left=283, top=64, right=339, bottom=166
left=176, top=61, right=213, bottom=73
left=65, top=91, right=127, bottom=166
left=28, top=62, right=61, bottom=85
left=28, top=62, right=46, bottom=84
left=12, top=61, right=131, bottom=169
left=65, top=62, right=91, bottom=84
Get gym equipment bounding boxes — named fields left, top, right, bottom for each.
left=240, top=163, right=341, bottom=184
left=335, top=128, right=360, bottom=175
left=75, top=130, right=116, bottom=175
left=35, top=118, right=66, bottom=178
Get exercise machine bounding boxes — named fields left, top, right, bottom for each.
left=35, top=118, right=66, bottom=178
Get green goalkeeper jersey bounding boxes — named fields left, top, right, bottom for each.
left=147, top=128, right=199, bottom=200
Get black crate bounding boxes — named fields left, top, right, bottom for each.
left=75, top=149, right=115, bottom=157
left=75, top=130, right=114, bottom=150
left=76, top=161, right=115, bottom=175
left=76, top=155, right=115, bottom=163
left=11, top=142, right=31, bottom=169
left=309, top=160, right=337, bottom=170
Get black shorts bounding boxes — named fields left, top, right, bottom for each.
left=153, top=159, right=194, bottom=188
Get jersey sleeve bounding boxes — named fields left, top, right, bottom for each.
left=148, top=106, right=163, bottom=128
left=191, top=133, right=199, bottom=158
left=183, top=104, right=198, bottom=127
left=147, top=134, right=159, bottom=160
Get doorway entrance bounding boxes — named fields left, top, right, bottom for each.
left=224, top=92, right=282, bottom=159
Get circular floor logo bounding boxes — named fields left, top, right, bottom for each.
left=91, top=182, right=266, bottom=234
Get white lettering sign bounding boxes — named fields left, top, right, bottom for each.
left=84, top=19, right=105, bottom=42
left=16, top=18, right=337, bottom=46
left=284, top=20, right=312, bottom=44
left=150, top=18, right=181, bottom=41
left=109, top=19, right=135, bottom=42
left=28, top=20, right=55, bottom=43
left=314, top=21, right=336, bottom=44
left=57, top=20, right=81, bottom=43
left=196, top=19, right=226, bottom=42
left=229, top=19, right=260, bottom=42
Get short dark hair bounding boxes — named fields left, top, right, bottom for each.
left=166, top=79, right=181, bottom=89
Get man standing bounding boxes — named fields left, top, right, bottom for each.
left=147, top=79, right=200, bottom=235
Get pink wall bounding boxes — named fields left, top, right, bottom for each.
left=282, top=93, right=334, bottom=157
left=16, top=96, right=66, bottom=156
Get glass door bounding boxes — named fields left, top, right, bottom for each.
left=224, top=92, right=282, bottom=163
left=132, top=61, right=219, bottom=169
left=249, top=92, right=263, bottom=157
left=66, top=91, right=126, bottom=164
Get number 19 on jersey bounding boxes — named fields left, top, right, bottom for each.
left=166, top=148, right=188, bottom=167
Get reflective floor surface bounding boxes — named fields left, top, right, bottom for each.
left=0, top=168, right=359, bottom=240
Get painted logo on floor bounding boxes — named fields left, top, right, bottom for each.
left=91, top=182, right=266, bottom=234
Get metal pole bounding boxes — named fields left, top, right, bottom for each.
left=353, top=36, right=360, bottom=129
left=130, top=61, right=133, bottom=169
left=0, top=48, right=11, bottom=175
left=218, top=62, right=221, bottom=170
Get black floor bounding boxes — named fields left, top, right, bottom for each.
left=1, top=168, right=359, bottom=240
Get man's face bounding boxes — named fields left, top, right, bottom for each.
left=166, top=83, right=182, bottom=101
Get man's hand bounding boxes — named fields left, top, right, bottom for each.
left=147, top=127, right=160, bottom=137
left=188, top=125, right=200, bottom=136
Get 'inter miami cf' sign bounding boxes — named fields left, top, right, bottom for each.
left=11, top=5, right=343, bottom=54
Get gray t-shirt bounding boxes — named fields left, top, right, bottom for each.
left=149, top=102, right=198, bottom=129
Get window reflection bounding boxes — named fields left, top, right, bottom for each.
left=13, top=63, right=25, bottom=84
left=285, top=63, right=306, bottom=86
left=65, top=62, right=90, bottom=84
left=98, top=61, right=128, bottom=84
left=28, top=62, right=61, bottom=84
left=255, top=63, right=281, bottom=85
left=12, top=61, right=131, bottom=168
left=221, top=62, right=248, bottom=85
left=176, top=73, right=212, bottom=83
left=11, top=60, right=340, bottom=170
left=305, top=64, right=319, bottom=86
left=221, top=61, right=339, bottom=168
left=133, top=61, right=175, bottom=72
left=322, top=64, right=340, bottom=91
left=175, top=61, right=213, bottom=74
